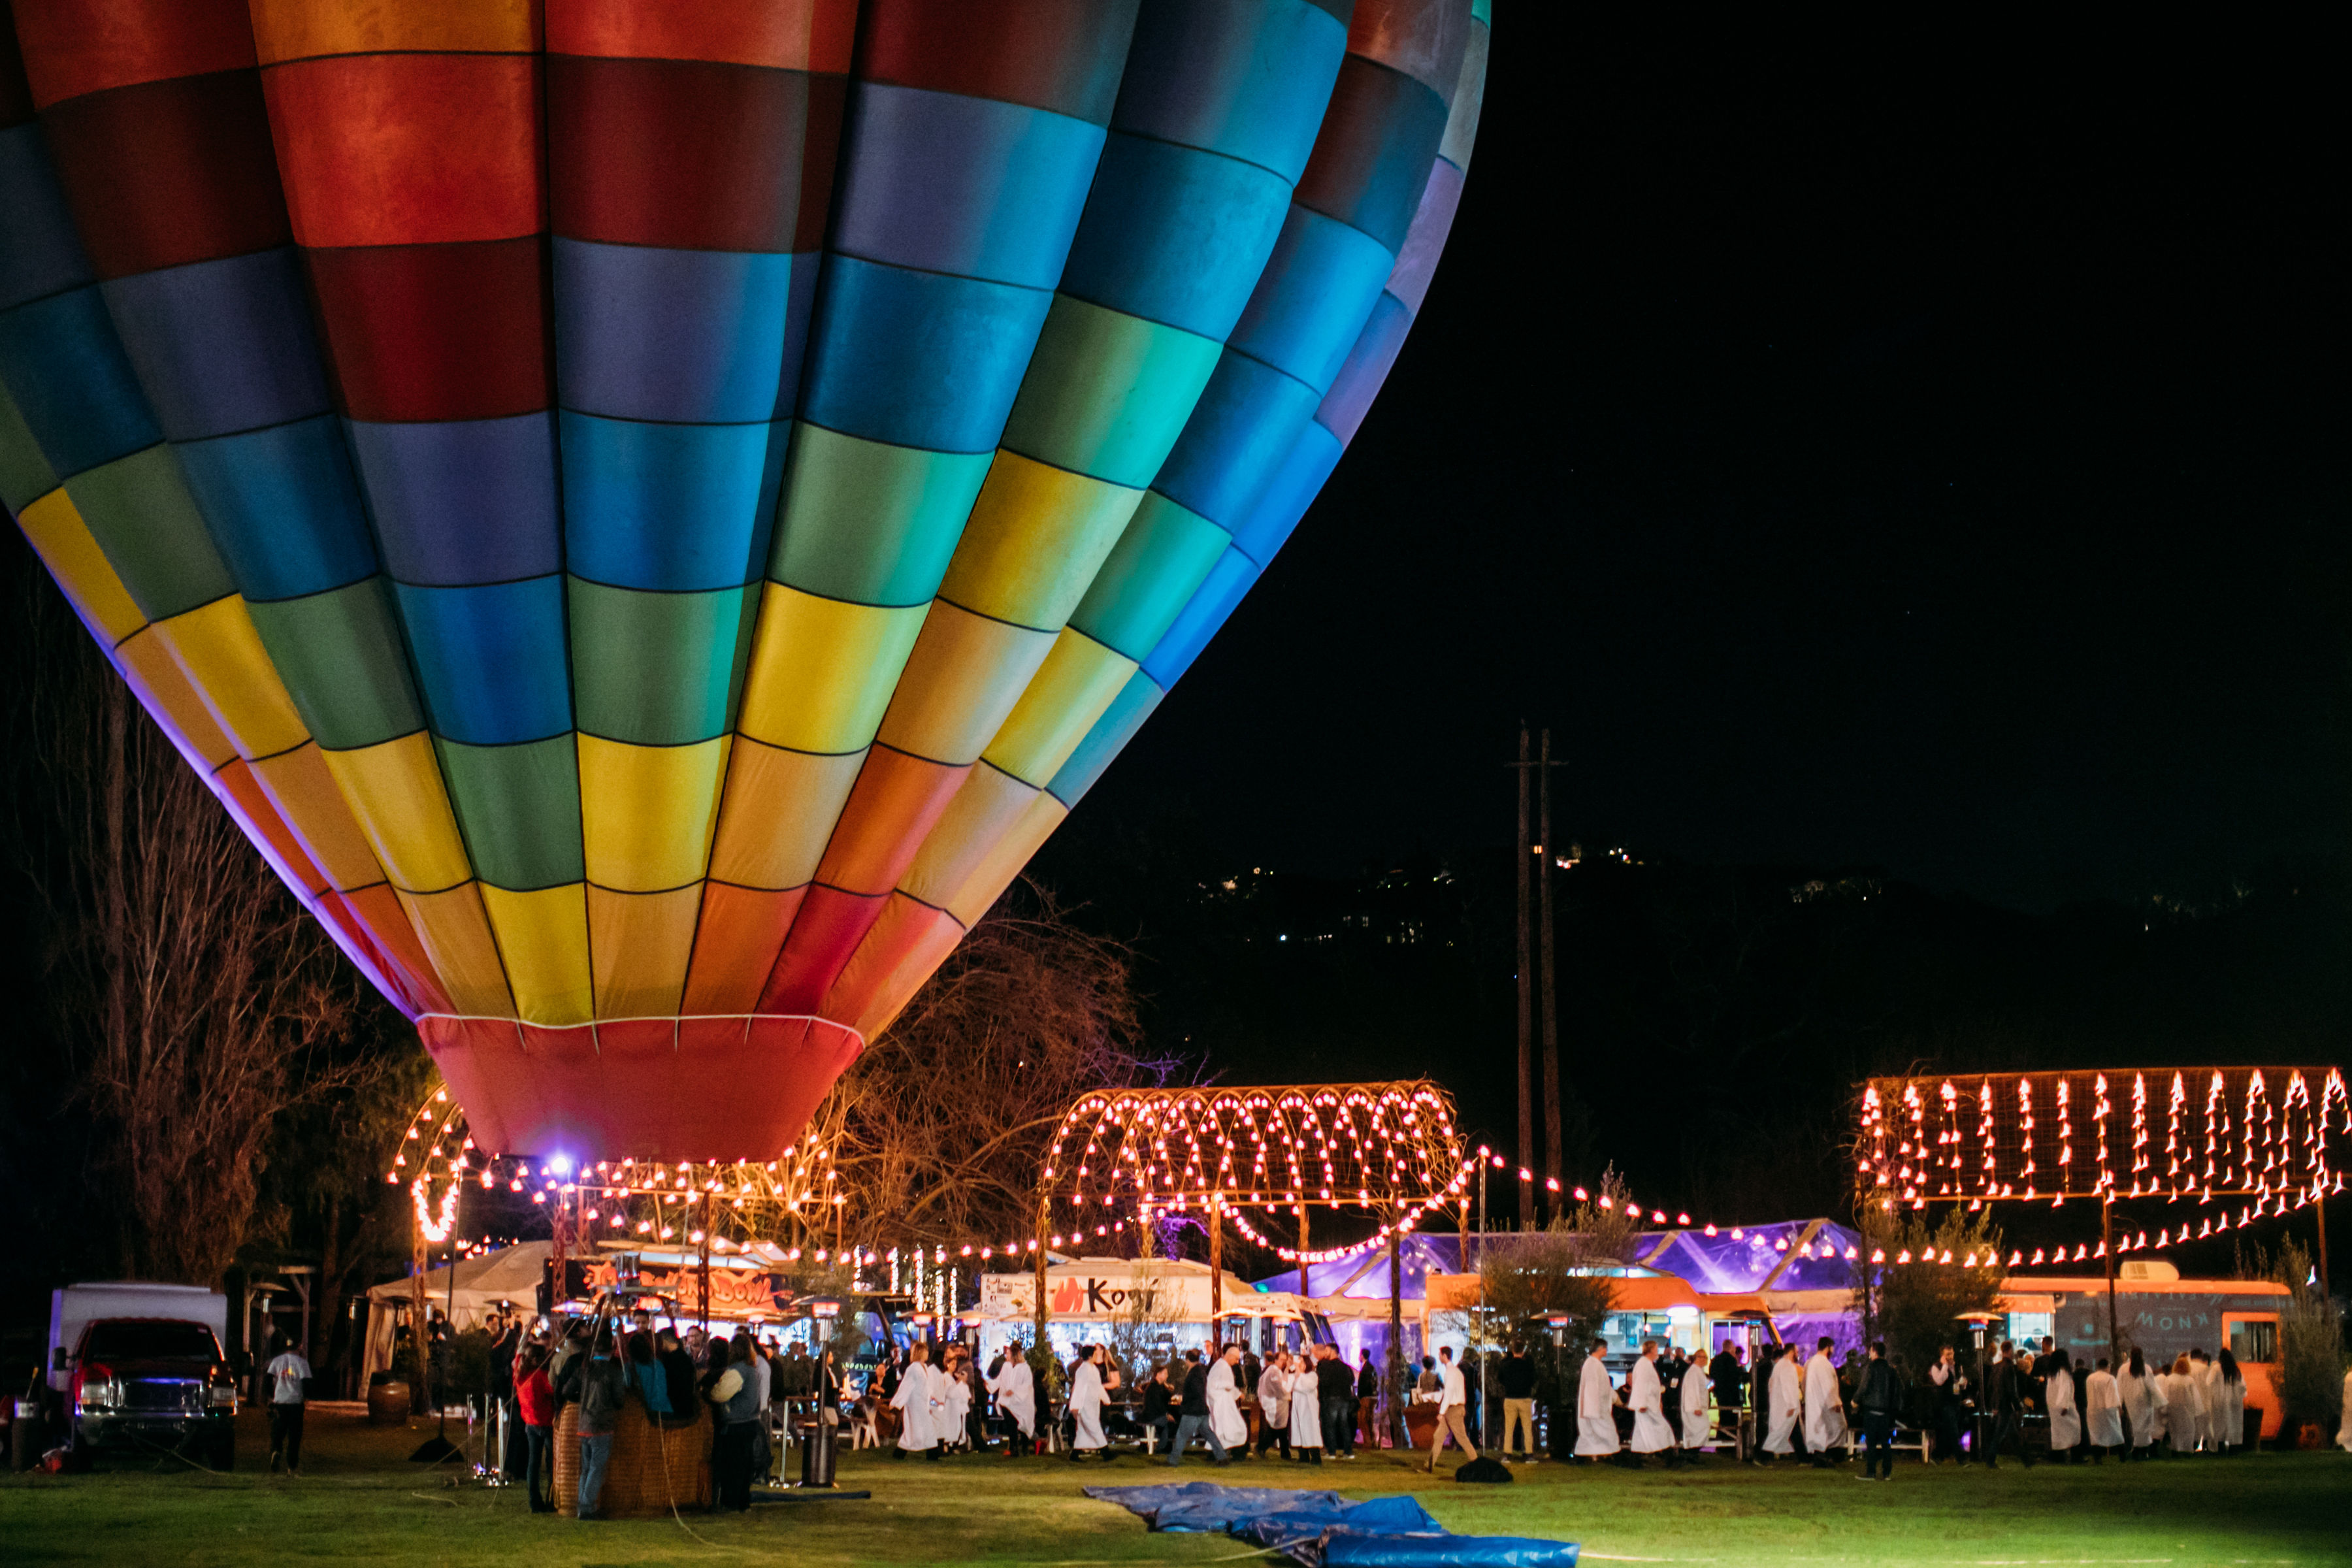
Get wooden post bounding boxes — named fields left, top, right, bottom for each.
left=1386, top=1222, right=1406, bottom=1449
left=1209, top=1194, right=1224, bottom=1332
left=1033, top=1190, right=1052, bottom=1387
left=409, top=1238, right=427, bottom=1421
left=1514, top=724, right=1535, bottom=1229
left=1539, top=728, right=1563, bottom=1206
left=1298, top=1204, right=1311, bottom=1301
left=698, top=1226, right=712, bottom=1333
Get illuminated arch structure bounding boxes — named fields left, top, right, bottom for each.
left=1035, top=1080, right=1477, bottom=1320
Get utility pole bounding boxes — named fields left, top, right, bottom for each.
left=1539, top=728, right=1563, bottom=1209
left=2102, top=1196, right=2118, bottom=1371
left=2316, top=1196, right=2330, bottom=1305
left=1514, top=723, right=1534, bottom=1230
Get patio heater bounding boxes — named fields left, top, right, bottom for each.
left=1956, top=1309, right=2003, bottom=1461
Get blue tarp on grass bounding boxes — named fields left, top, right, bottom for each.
left=1081, top=1482, right=1580, bottom=1567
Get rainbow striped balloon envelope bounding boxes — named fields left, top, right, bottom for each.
left=0, top=0, right=1488, bottom=1159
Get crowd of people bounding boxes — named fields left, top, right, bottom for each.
left=459, top=1306, right=2299, bottom=1520
left=869, top=1339, right=1390, bottom=1467
left=1550, top=1332, right=2259, bottom=1474
left=492, top=1303, right=847, bottom=1520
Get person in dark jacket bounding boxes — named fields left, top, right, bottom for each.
left=656, top=1329, right=696, bottom=1420
left=1925, top=1345, right=1967, bottom=1463
left=1140, top=1363, right=1177, bottom=1454
left=778, top=1343, right=813, bottom=1399
left=1660, top=1350, right=1687, bottom=1443
left=488, top=1315, right=523, bottom=1479
left=1709, top=1344, right=1748, bottom=1411
left=706, top=1337, right=764, bottom=1509
left=574, top=1326, right=634, bottom=1520
left=1166, top=1350, right=1228, bottom=1466
left=1322, top=1347, right=1363, bottom=1458
left=1854, top=1342, right=1903, bottom=1480
left=1983, top=1342, right=2033, bottom=1469
left=1498, top=1345, right=1539, bottom=1460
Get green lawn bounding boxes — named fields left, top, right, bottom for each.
left=5, top=1407, right=2349, bottom=1566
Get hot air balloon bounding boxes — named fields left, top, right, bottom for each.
left=0, top=0, right=1488, bottom=1160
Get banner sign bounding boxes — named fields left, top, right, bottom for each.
left=553, top=1258, right=805, bottom=1319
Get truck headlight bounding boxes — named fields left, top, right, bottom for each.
left=81, top=1378, right=122, bottom=1411
left=208, top=1383, right=237, bottom=1409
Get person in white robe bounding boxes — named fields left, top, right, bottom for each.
left=1290, top=1358, right=1324, bottom=1462
left=1627, top=1343, right=1677, bottom=1460
left=939, top=1354, right=972, bottom=1451
left=1067, top=1345, right=1108, bottom=1459
left=2085, top=1357, right=2123, bottom=1458
left=2118, top=1349, right=2164, bottom=1458
left=1207, top=1346, right=1249, bottom=1450
left=1801, top=1339, right=1847, bottom=1465
left=2170, top=1354, right=2206, bottom=1454
left=2211, top=1348, right=2246, bottom=1453
left=1575, top=1341, right=1620, bottom=1458
left=1762, top=1346, right=1802, bottom=1458
left=890, top=1343, right=943, bottom=1460
left=1256, top=1352, right=1292, bottom=1460
left=2155, top=1355, right=2191, bottom=1454
left=2046, top=1355, right=2082, bottom=1459
left=2336, top=1367, right=2352, bottom=1452
left=1680, top=1351, right=1713, bottom=1452
left=989, top=1347, right=1037, bottom=1455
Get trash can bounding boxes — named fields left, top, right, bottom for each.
left=12, top=1399, right=43, bottom=1471
left=798, top=1414, right=838, bottom=1488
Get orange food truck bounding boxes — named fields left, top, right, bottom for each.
left=1997, top=1262, right=2291, bottom=1440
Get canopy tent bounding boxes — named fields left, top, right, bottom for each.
left=1248, top=1218, right=1867, bottom=1301
left=362, top=1241, right=549, bottom=1380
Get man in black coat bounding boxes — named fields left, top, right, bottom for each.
left=1166, top=1348, right=1229, bottom=1466
left=1352, top=1350, right=1381, bottom=1456
left=1709, top=1343, right=1748, bottom=1411
left=1983, top=1341, right=2033, bottom=1469
left=1316, top=1347, right=1359, bottom=1459
left=1854, top=1341, right=1904, bottom=1480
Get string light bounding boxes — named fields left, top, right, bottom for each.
left=1858, top=1068, right=2348, bottom=1266
left=1860, top=1068, right=2345, bottom=1210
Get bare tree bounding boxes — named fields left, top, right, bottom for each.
left=10, top=580, right=369, bottom=1284
left=1478, top=1171, right=1645, bottom=1411
left=808, top=879, right=1175, bottom=1252
left=1850, top=1205, right=2006, bottom=1376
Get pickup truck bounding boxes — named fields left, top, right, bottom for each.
left=50, top=1284, right=238, bottom=1469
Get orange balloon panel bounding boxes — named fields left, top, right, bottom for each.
left=421, top=1014, right=864, bottom=1162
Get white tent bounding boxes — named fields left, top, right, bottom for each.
left=362, top=1241, right=549, bottom=1380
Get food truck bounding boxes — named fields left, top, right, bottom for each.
left=1996, top=1261, right=2292, bottom=1440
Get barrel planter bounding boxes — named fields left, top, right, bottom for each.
left=367, top=1379, right=411, bottom=1425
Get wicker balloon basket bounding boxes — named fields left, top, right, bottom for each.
left=552, top=1401, right=713, bottom=1518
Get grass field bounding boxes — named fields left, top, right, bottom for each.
left=4, top=1407, right=2349, bottom=1566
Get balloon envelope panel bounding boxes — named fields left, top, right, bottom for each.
left=0, top=0, right=1488, bottom=1159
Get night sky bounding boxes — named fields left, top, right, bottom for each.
left=1078, top=18, right=2347, bottom=913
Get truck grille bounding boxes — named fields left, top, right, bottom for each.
left=123, top=1379, right=200, bottom=1413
